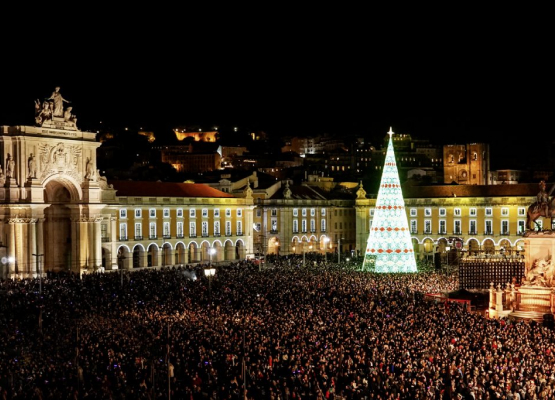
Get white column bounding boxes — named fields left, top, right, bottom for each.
left=29, top=219, right=37, bottom=276
left=94, top=218, right=102, bottom=269
left=8, top=220, right=16, bottom=277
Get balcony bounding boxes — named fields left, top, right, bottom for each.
left=101, top=237, right=110, bottom=242
left=134, top=236, right=143, bottom=241
left=500, top=231, right=510, bottom=236
left=270, top=230, right=278, bottom=234
left=213, top=233, right=221, bottom=237
left=176, top=234, right=184, bottom=239
left=468, top=231, right=477, bottom=235
left=119, top=236, right=128, bottom=241
left=237, top=232, right=244, bottom=236
left=202, top=234, right=209, bottom=238
left=453, top=231, right=462, bottom=235
left=410, top=230, right=418, bottom=234
left=438, top=230, right=447, bottom=235
left=225, top=233, right=232, bottom=237
left=189, top=234, right=197, bottom=238
left=293, top=230, right=299, bottom=234
left=149, top=236, right=158, bottom=240
left=163, top=235, right=171, bottom=239
left=484, top=231, right=493, bottom=235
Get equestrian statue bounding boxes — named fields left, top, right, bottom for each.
left=526, top=180, right=555, bottom=230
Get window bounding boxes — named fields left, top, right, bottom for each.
left=310, top=208, right=315, bottom=217
left=517, top=220, right=525, bottom=234
left=469, top=220, right=476, bottom=235
left=101, top=224, right=107, bottom=240
left=320, top=219, right=326, bottom=232
left=293, top=208, right=298, bottom=217
left=189, top=222, right=196, bottom=237
left=410, top=220, right=417, bottom=234
left=370, top=209, right=375, bottom=217
left=135, top=209, right=142, bottom=218
left=302, top=219, right=307, bottom=233
left=225, top=209, right=231, bottom=217
left=225, top=221, right=231, bottom=236
left=424, top=208, right=432, bottom=217
left=237, top=221, right=243, bottom=235
left=119, top=223, right=127, bottom=240
left=190, top=208, right=196, bottom=218
left=177, top=208, right=183, bottom=218
left=302, top=208, right=307, bottom=217
left=535, top=219, right=543, bottom=231
left=214, top=209, right=220, bottom=218
left=454, top=208, right=461, bottom=217
left=177, top=222, right=184, bottom=237
left=321, top=208, right=326, bottom=216
left=410, top=209, right=417, bottom=217
left=501, top=208, right=509, bottom=216
left=149, top=209, right=156, bottom=218
left=454, top=220, right=461, bottom=235
left=135, top=223, right=142, bottom=238
left=424, top=220, right=431, bottom=234
left=163, top=208, right=170, bottom=218
left=237, top=209, right=243, bottom=217
left=485, top=208, right=493, bottom=217
left=119, top=209, right=127, bottom=219
left=271, top=209, right=278, bottom=217
left=214, top=221, right=220, bottom=235
left=202, top=209, right=208, bottom=218
left=439, top=220, right=446, bottom=234
left=163, top=222, right=170, bottom=237
left=255, top=222, right=261, bottom=232
left=271, top=219, right=277, bottom=232
left=202, top=221, right=208, bottom=236
left=439, top=208, right=446, bottom=217
left=501, top=220, right=509, bottom=235
left=149, top=222, right=156, bottom=239
left=310, top=219, right=316, bottom=232
left=518, top=207, right=525, bottom=216
left=469, top=208, right=477, bottom=217
left=255, top=208, right=261, bottom=217
left=485, top=220, right=493, bottom=235
left=293, top=220, right=299, bottom=233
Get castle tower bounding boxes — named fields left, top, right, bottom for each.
left=361, top=128, right=417, bottom=273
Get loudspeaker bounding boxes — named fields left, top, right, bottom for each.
left=434, top=253, right=441, bottom=270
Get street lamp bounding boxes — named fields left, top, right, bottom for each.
left=209, top=247, right=216, bottom=268
left=33, top=253, right=44, bottom=294
left=323, top=237, right=330, bottom=263
left=204, top=266, right=216, bottom=324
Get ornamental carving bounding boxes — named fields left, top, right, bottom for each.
left=38, top=142, right=83, bottom=180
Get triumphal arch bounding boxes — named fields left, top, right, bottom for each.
left=0, top=87, right=116, bottom=278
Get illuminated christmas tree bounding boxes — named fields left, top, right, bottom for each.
left=361, top=128, right=417, bottom=273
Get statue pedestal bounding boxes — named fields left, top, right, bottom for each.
left=511, top=286, right=554, bottom=321
left=81, top=180, right=101, bottom=203
left=25, top=178, right=44, bottom=203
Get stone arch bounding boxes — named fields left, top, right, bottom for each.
left=188, top=242, right=200, bottom=263
left=411, top=238, right=421, bottom=260
left=147, top=244, right=159, bottom=267
left=161, top=242, right=173, bottom=266
left=200, top=240, right=211, bottom=262
left=235, top=239, right=245, bottom=260
left=319, top=235, right=331, bottom=253
left=175, top=242, right=186, bottom=265
left=482, top=238, right=495, bottom=255
left=117, top=245, right=131, bottom=270
left=224, top=240, right=234, bottom=261
left=291, top=237, right=300, bottom=254
left=467, top=238, right=480, bottom=256
left=43, top=174, right=83, bottom=203
left=212, top=240, right=223, bottom=263
left=132, top=244, right=146, bottom=268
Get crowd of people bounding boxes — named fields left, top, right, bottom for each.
left=1, top=254, right=554, bottom=399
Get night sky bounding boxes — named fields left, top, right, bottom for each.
left=0, top=15, right=550, bottom=170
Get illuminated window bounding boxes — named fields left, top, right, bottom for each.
left=202, top=209, right=208, bottom=218
left=410, top=220, right=417, bottom=234
left=485, top=208, right=493, bottom=217
left=190, top=209, right=196, bottom=218
left=454, top=208, right=461, bottom=217
left=469, top=208, right=477, bottom=217
left=293, top=220, right=299, bottom=233
left=518, top=207, right=525, bottom=216
left=439, top=208, right=446, bottom=217
left=149, top=209, right=156, bottom=218
left=119, top=209, right=127, bottom=219
left=214, top=209, right=220, bottom=218
left=424, top=208, right=432, bottom=217
left=410, top=209, right=417, bottom=217
left=149, top=223, right=156, bottom=239
left=177, top=209, right=183, bottom=218
left=119, top=223, right=127, bottom=240
left=293, top=208, right=298, bottom=217
left=214, top=221, right=220, bottom=235
left=501, top=208, right=509, bottom=216
left=439, top=220, right=446, bottom=234
left=135, top=209, right=142, bottom=218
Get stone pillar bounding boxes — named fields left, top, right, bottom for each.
left=496, top=284, right=504, bottom=315
left=28, top=219, right=37, bottom=277
left=88, top=219, right=94, bottom=268
left=37, top=218, right=44, bottom=272
left=94, top=217, right=102, bottom=269
left=8, top=220, right=16, bottom=277
left=489, top=282, right=495, bottom=310
left=110, top=217, right=118, bottom=269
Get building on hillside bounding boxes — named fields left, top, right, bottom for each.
left=158, top=142, right=222, bottom=173
left=443, top=143, right=490, bottom=185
